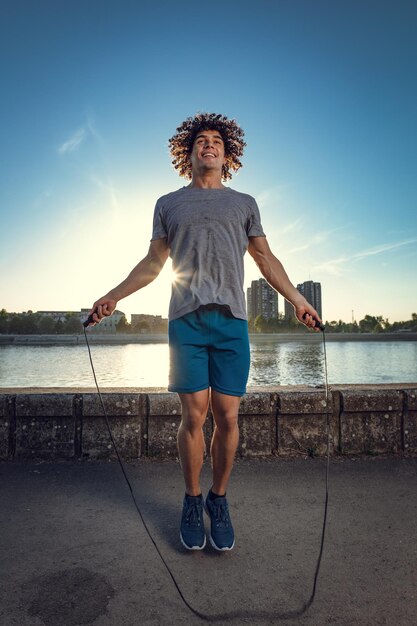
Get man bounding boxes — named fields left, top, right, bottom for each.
left=88, top=112, right=322, bottom=552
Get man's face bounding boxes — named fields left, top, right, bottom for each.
left=190, top=129, right=226, bottom=175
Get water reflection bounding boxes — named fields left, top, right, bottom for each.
left=249, top=342, right=324, bottom=386
left=0, top=344, right=170, bottom=388
left=0, top=339, right=416, bottom=387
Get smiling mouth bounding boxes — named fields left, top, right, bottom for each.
left=202, top=153, right=216, bottom=158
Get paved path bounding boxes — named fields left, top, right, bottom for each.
left=1, top=457, right=416, bottom=625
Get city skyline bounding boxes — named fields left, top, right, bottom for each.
left=2, top=288, right=416, bottom=326
left=1, top=2, right=416, bottom=323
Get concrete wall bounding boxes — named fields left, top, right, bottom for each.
left=0, top=386, right=416, bottom=461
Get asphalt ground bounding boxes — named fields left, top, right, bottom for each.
left=1, top=456, right=416, bottom=626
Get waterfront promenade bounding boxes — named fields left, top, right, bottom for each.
left=1, top=332, right=417, bottom=345
left=1, top=456, right=416, bottom=625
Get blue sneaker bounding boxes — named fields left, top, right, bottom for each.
left=205, top=493, right=235, bottom=551
left=180, top=494, right=206, bottom=550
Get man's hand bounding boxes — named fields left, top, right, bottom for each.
left=294, top=302, right=323, bottom=332
left=87, top=297, right=117, bottom=326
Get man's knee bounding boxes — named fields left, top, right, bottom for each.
left=179, top=411, right=207, bottom=433
left=179, top=390, right=209, bottom=433
left=211, top=391, right=240, bottom=433
left=212, top=409, right=239, bottom=434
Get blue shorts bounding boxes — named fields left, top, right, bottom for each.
left=168, top=305, right=250, bottom=397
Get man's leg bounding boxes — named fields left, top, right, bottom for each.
left=210, top=390, right=241, bottom=495
left=204, top=390, right=241, bottom=551
left=177, top=389, right=210, bottom=550
left=177, top=389, right=210, bottom=496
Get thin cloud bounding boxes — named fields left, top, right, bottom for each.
left=281, top=217, right=304, bottom=234
left=285, top=227, right=342, bottom=255
left=90, top=175, right=121, bottom=216
left=58, top=127, right=86, bottom=154
left=86, top=117, right=105, bottom=146
left=351, top=238, right=417, bottom=261
left=313, top=257, right=348, bottom=276
left=256, top=184, right=292, bottom=210
left=286, top=243, right=310, bottom=255
left=34, top=188, right=53, bottom=207
left=314, top=237, right=417, bottom=276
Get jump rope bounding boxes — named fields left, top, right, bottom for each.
left=83, top=312, right=330, bottom=622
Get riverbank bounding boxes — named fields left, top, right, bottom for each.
left=1, top=332, right=416, bottom=346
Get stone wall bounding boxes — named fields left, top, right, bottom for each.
left=0, top=386, right=416, bottom=461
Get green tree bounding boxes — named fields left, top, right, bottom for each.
left=336, top=320, right=345, bottom=333
left=116, top=315, right=131, bottom=333
left=63, top=313, right=82, bottom=334
left=288, top=315, right=300, bottom=331
left=38, top=315, right=56, bottom=334
left=54, top=319, right=65, bottom=334
left=382, top=318, right=391, bottom=331
left=9, top=311, right=40, bottom=334
left=359, top=314, right=381, bottom=333
left=22, top=311, right=40, bottom=333
left=350, top=320, right=359, bottom=333
left=9, top=314, right=25, bottom=334
left=153, top=319, right=168, bottom=333
left=266, top=316, right=282, bottom=333
left=0, top=309, right=9, bottom=333
left=132, top=321, right=150, bottom=333
left=254, top=314, right=268, bottom=333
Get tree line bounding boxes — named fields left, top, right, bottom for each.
left=1, top=309, right=416, bottom=335
left=0, top=310, right=166, bottom=335
left=248, top=312, right=417, bottom=334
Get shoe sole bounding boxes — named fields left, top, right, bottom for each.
left=204, top=504, right=235, bottom=551
left=180, top=532, right=206, bottom=551
left=208, top=533, right=235, bottom=551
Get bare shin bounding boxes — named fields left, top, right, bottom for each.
left=210, top=390, right=241, bottom=495
left=177, top=390, right=210, bottom=496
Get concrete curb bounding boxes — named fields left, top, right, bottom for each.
left=1, top=385, right=416, bottom=460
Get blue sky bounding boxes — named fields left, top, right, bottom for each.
left=1, top=0, right=416, bottom=323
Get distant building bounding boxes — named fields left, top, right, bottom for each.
left=247, top=278, right=278, bottom=320
left=283, top=281, right=323, bottom=322
left=247, top=288, right=252, bottom=319
left=37, top=311, right=69, bottom=323
left=131, top=313, right=168, bottom=333
left=284, top=299, right=294, bottom=322
left=296, top=281, right=322, bottom=318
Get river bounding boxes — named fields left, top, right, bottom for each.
left=0, top=336, right=416, bottom=388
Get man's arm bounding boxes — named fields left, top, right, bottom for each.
left=247, top=236, right=322, bottom=330
left=88, top=238, right=170, bottom=325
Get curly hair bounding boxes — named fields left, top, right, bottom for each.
left=168, top=112, right=246, bottom=181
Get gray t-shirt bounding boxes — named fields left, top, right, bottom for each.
left=151, top=186, right=265, bottom=321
